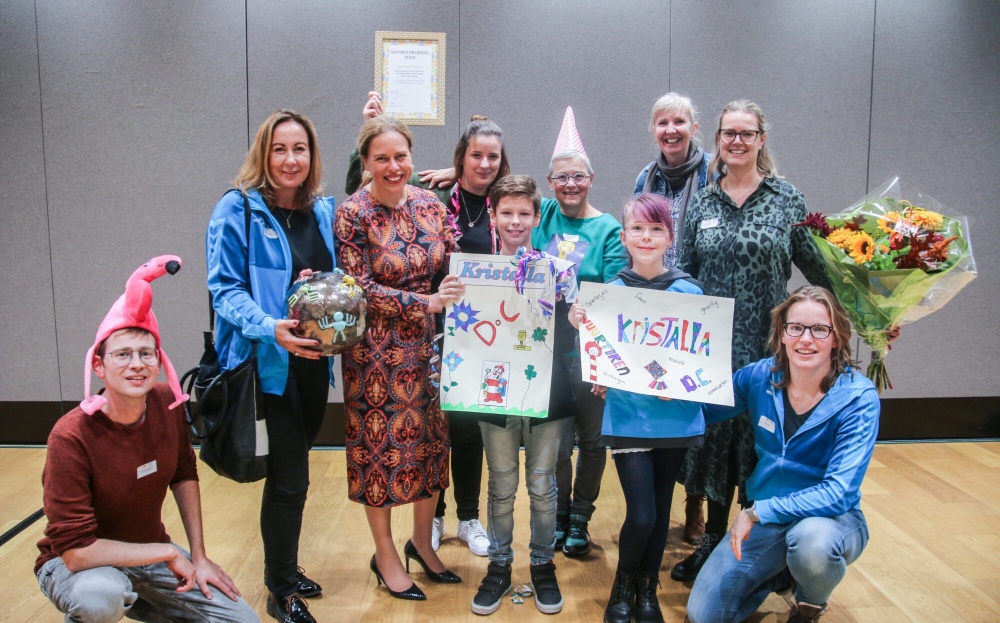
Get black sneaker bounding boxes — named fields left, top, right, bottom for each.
left=669, top=533, right=719, bottom=582
left=472, top=561, right=512, bottom=615
left=554, top=513, right=569, bottom=549
left=562, top=513, right=591, bottom=557
left=266, top=593, right=316, bottom=623
left=529, top=561, right=563, bottom=614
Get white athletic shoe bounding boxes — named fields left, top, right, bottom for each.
left=457, top=518, right=490, bottom=557
left=432, top=516, right=446, bottom=552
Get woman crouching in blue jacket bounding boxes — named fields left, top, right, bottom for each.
left=570, top=193, right=707, bottom=623
left=687, top=286, right=879, bottom=623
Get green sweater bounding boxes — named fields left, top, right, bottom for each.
left=531, top=198, right=627, bottom=285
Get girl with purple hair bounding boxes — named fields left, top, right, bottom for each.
left=569, top=193, right=708, bottom=623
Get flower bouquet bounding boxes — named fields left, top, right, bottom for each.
left=797, top=177, right=976, bottom=392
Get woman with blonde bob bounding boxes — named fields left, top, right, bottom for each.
left=687, top=286, right=879, bottom=623
left=207, top=109, right=336, bottom=623
left=335, top=115, right=465, bottom=601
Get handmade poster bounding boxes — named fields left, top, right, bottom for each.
left=577, top=281, right=736, bottom=407
left=440, top=253, right=558, bottom=417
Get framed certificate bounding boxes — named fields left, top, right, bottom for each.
left=374, top=31, right=446, bottom=126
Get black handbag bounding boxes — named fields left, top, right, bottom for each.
left=182, top=190, right=269, bottom=483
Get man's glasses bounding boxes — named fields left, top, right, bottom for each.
left=105, top=348, right=159, bottom=367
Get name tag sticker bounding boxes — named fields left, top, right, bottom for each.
left=263, top=228, right=279, bottom=239
left=137, top=460, right=158, bottom=479
left=758, top=416, right=776, bottom=433
left=700, top=218, right=720, bottom=229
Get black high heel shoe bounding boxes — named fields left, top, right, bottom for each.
left=370, top=555, right=427, bottom=600
left=403, top=539, right=462, bottom=583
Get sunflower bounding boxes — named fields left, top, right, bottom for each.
left=827, top=227, right=857, bottom=249
left=878, top=210, right=902, bottom=234
left=910, top=208, right=944, bottom=230
left=849, top=231, right=876, bottom=264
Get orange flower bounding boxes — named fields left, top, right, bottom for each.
left=878, top=211, right=901, bottom=234
left=849, top=232, right=875, bottom=264
left=827, top=228, right=857, bottom=249
left=910, top=208, right=944, bottom=230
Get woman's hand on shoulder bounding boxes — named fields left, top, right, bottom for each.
left=418, top=167, right=456, bottom=189
left=275, top=319, right=322, bottom=360
left=363, top=91, right=383, bottom=120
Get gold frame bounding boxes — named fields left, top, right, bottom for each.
left=374, top=31, right=446, bottom=126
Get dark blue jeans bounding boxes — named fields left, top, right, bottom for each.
left=612, top=448, right=688, bottom=572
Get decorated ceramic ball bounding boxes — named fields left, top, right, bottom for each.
left=285, top=269, right=368, bottom=356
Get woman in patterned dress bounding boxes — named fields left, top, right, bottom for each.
left=671, top=100, right=831, bottom=584
left=334, top=116, right=465, bottom=600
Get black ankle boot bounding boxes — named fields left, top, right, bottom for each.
left=634, top=571, right=664, bottom=623
left=670, top=533, right=719, bottom=582
left=603, top=568, right=638, bottom=623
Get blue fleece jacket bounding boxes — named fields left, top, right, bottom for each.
left=602, top=275, right=706, bottom=444
left=205, top=189, right=336, bottom=395
left=706, top=359, right=879, bottom=525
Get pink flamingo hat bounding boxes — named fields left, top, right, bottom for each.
left=80, top=255, right=189, bottom=415
left=552, top=106, right=587, bottom=158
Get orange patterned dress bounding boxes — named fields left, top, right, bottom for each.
left=335, top=186, right=458, bottom=507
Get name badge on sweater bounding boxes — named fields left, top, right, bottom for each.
left=263, top=228, right=279, bottom=239
left=137, top=460, right=158, bottom=479
left=758, top=416, right=775, bottom=434
left=700, top=218, right=720, bottom=229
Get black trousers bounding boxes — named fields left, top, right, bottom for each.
left=435, top=411, right=483, bottom=521
left=260, top=356, right=329, bottom=597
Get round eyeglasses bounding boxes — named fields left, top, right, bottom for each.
left=783, top=323, right=833, bottom=339
left=550, top=173, right=591, bottom=186
left=104, top=348, right=160, bottom=367
left=625, top=223, right=669, bottom=238
left=718, top=129, right=762, bottom=144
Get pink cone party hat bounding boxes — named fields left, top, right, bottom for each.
left=552, top=106, right=587, bottom=158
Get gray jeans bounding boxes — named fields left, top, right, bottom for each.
left=37, top=546, right=259, bottom=623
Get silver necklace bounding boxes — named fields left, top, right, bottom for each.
left=461, top=191, right=488, bottom=227
left=273, top=206, right=294, bottom=228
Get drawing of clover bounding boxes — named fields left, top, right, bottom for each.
left=531, top=327, right=548, bottom=343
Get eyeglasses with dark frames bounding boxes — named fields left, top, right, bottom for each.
left=782, top=323, right=833, bottom=340
left=718, top=129, right=762, bottom=144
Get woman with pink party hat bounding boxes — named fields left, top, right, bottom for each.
left=532, top=106, right=628, bottom=558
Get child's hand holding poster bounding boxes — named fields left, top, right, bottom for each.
left=577, top=281, right=736, bottom=406
left=441, top=252, right=569, bottom=417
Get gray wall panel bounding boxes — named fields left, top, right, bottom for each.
left=0, top=0, right=61, bottom=401
left=867, top=0, right=1000, bottom=397
left=459, top=0, right=671, bottom=214
left=670, top=0, right=876, bottom=213
left=34, top=0, right=249, bottom=400
left=247, top=0, right=462, bottom=201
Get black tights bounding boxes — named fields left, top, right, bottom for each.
left=613, top=448, right=687, bottom=573
left=705, top=447, right=741, bottom=539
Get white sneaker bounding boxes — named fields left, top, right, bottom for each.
left=432, top=516, right=446, bottom=551
left=457, top=518, right=490, bottom=557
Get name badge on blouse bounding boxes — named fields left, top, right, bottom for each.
left=263, top=228, right=279, bottom=239
left=700, top=218, right=720, bottom=229
left=137, top=460, right=158, bottom=479
left=758, top=416, right=776, bottom=434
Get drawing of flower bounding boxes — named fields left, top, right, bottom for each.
left=443, top=351, right=464, bottom=373
left=447, top=300, right=479, bottom=332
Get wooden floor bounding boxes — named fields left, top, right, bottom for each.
left=2, top=442, right=999, bottom=622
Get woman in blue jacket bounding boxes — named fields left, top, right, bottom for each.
left=206, top=110, right=336, bottom=623
left=687, top=286, right=879, bottom=623
left=570, top=194, right=706, bottom=623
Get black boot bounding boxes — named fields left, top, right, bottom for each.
left=603, top=568, right=638, bottom=623
left=634, top=571, right=664, bottom=623
left=670, top=533, right=719, bottom=582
